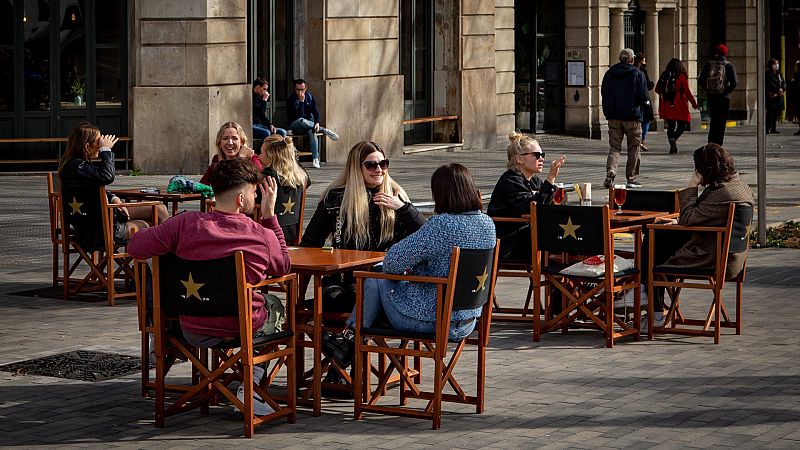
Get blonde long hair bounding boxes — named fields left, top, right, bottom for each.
left=324, top=141, right=408, bottom=248
left=506, top=131, right=539, bottom=171
left=214, top=121, right=251, bottom=160
left=261, top=135, right=308, bottom=187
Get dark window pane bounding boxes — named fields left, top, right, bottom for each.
left=96, top=0, right=122, bottom=45
left=96, top=48, right=122, bottom=106
left=24, top=0, right=50, bottom=111
left=0, top=50, right=12, bottom=112
left=59, top=0, right=86, bottom=110
left=0, top=1, right=12, bottom=45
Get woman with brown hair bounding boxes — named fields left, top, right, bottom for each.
left=646, top=143, right=754, bottom=328
left=656, top=58, right=698, bottom=154
left=766, top=58, right=787, bottom=134
left=322, top=163, right=496, bottom=369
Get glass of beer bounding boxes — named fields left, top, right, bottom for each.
left=553, top=183, right=565, bottom=205
left=613, top=184, right=627, bottom=214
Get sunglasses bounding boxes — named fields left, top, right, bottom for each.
left=520, top=151, right=545, bottom=159
left=362, top=159, right=390, bottom=171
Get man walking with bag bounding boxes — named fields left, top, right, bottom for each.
left=601, top=48, right=650, bottom=189
left=698, top=44, right=738, bottom=145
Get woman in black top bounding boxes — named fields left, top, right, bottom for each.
left=766, top=58, right=787, bottom=134
left=257, top=134, right=310, bottom=244
left=486, top=131, right=565, bottom=261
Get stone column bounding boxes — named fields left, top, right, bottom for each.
left=131, top=0, right=250, bottom=174
left=495, top=0, right=515, bottom=142
left=609, top=7, right=625, bottom=58
left=644, top=7, right=661, bottom=123
left=460, top=0, right=497, bottom=151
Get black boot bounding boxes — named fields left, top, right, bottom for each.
left=322, top=327, right=355, bottom=367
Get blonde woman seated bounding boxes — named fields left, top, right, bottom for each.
left=486, top=131, right=565, bottom=261
left=200, top=121, right=262, bottom=185
left=258, top=135, right=311, bottom=243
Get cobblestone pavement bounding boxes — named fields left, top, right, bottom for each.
left=1, top=124, right=799, bottom=447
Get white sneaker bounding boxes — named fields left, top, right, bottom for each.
left=312, top=158, right=321, bottom=169
left=235, top=365, right=274, bottom=416
left=322, top=128, right=339, bottom=141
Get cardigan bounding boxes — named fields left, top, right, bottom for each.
left=382, top=211, right=496, bottom=322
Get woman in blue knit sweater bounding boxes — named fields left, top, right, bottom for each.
left=323, top=163, right=496, bottom=367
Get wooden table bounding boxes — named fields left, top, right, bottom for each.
left=110, top=188, right=207, bottom=216
left=288, top=247, right=385, bottom=416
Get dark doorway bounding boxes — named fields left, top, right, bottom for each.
left=400, top=0, right=433, bottom=144
left=624, top=0, right=645, bottom=53
left=251, top=0, right=293, bottom=129
left=514, top=0, right=563, bottom=133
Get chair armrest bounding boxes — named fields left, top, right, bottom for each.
left=610, top=224, right=644, bottom=234
left=353, top=270, right=448, bottom=285
left=647, top=223, right=727, bottom=233
left=491, top=216, right=529, bottom=224
left=107, top=201, right=164, bottom=209
left=250, top=273, right=298, bottom=289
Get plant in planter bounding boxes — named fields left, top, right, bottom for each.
left=70, top=78, right=85, bottom=106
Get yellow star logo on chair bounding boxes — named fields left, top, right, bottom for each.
left=181, top=273, right=205, bottom=301
left=473, top=266, right=488, bottom=293
left=282, top=196, right=295, bottom=215
left=559, top=217, right=581, bottom=240
left=68, top=197, right=83, bottom=215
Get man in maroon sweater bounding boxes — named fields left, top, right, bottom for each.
left=129, top=159, right=291, bottom=346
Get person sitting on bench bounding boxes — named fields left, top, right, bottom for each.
left=287, top=78, right=339, bottom=169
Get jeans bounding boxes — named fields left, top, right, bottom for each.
left=289, top=118, right=319, bottom=160
left=606, top=119, right=642, bottom=183
left=707, top=95, right=730, bottom=145
left=346, top=278, right=477, bottom=342
left=641, top=120, right=650, bottom=142
left=252, top=124, right=287, bottom=140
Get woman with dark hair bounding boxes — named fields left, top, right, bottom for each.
left=322, top=163, right=496, bottom=368
left=59, top=121, right=168, bottom=245
left=487, top=131, right=565, bottom=261
left=766, top=58, right=787, bottom=134
left=200, top=121, right=262, bottom=185
left=645, top=143, right=754, bottom=328
left=656, top=58, right=698, bottom=154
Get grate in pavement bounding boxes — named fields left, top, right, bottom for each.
left=0, top=350, right=140, bottom=382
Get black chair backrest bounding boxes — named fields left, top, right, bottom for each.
left=156, top=253, right=240, bottom=318
left=535, top=204, right=605, bottom=256
left=624, top=189, right=679, bottom=213
left=60, top=184, right=104, bottom=251
left=452, top=247, right=497, bottom=311
left=729, top=203, right=754, bottom=254
left=275, top=184, right=303, bottom=227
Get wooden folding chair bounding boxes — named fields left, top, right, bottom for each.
left=647, top=203, right=754, bottom=343
left=352, top=243, right=500, bottom=429
left=249, top=183, right=307, bottom=246
left=609, top=188, right=680, bottom=214
left=47, top=172, right=65, bottom=287
left=146, top=252, right=296, bottom=438
left=489, top=209, right=538, bottom=323
left=59, top=184, right=160, bottom=305
left=532, top=204, right=642, bottom=348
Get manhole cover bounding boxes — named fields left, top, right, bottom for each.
left=0, top=350, right=140, bottom=382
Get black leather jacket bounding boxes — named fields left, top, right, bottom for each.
left=300, top=185, right=426, bottom=251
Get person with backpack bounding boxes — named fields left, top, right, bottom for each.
left=765, top=58, right=787, bottom=134
left=656, top=58, right=698, bottom=154
left=698, top=44, right=738, bottom=145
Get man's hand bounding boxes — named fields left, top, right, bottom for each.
left=99, top=134, right=119, bottom=149
left=545, top=155, right=566, bottom=184
left=259, top=176, right=278, bottom=219
left=313, top=123, right=320, bottom=133
left=262, top=91, right=270, bottom=102
left=373, top=192, right=405, bottom=211
left=269, top=125, right=276, bottom=134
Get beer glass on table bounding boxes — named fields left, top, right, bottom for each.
left=553, top=183, right=565, bottom=205
left=613, top=184, right=627, bottom=214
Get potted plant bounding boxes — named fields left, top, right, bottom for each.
left=70, top=78, right=85, bottom=106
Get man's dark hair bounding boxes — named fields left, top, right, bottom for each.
left=253, top=77, right=267, bottom=88
left=209, top=159, right=262, bottom=196
left=693, top=143, right=736, bottom=188
left=293, top=78, right=306, bottom=86
left=431, top=163, right=482, bottom=214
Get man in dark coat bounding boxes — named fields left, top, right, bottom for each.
left=601, top=48, right=650, bottom=189
left=698, top=44, right=739, bottom=145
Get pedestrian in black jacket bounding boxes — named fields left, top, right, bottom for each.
left=765, top=58, right=787, bottom=134
left=698, top=44, right=739, bottom=145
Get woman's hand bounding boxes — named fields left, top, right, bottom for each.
left=373, top=191, right=405, bottom=211
left=110, top=195, right=129, bottom=218
left=689, top=171, right=702, bottom=188
left=546, top=155, right=566, bottom=184
left=655, top=216, right=678, bottom=225
left=259, top=176, right=278, bottom=218
left=99, top=134, right=119, bottom=149
left=240, top=144, right=254, bottom=159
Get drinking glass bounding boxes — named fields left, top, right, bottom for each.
left=553, top=183, right=565, bottom=205
left=613, top=184, right=627, bottom=214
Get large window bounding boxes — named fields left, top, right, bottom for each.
left=401, top=0, right=432, bottom=144
left=623, top=0, right=645, bottom=53
left=0, top=0, right=128, bottom=169
left=251, top=0, right=293, bottom=128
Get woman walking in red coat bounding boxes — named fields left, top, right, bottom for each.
left=656, top=58, right=698, bottom=154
